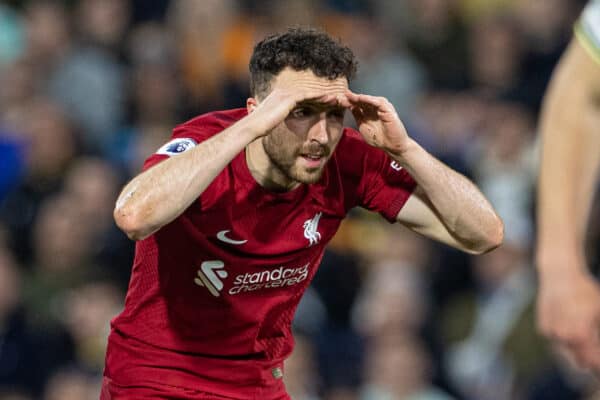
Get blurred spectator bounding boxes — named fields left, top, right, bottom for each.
left=312, top=247, right=365, bottom=398
left=43, top=367, right=100, bottom=400
left=167, top=0, right=239, bottom=111
left=109, top=22, right=184, bottom=173
left=514, top=0, right=581, bottom=111
left=400, top=0, right=470, bottom=89
left=528, top=353, right=599, bottom=400
left=467, top=14, right=524, bottom=102
left=345, top=16, right=427, bottom=119
left=63, top=157, right=119, bottom=235
left=0, top=5, right=25, bottom=65
left=284, top=333, right=322, bottom=400
left=514, top=0, right=577, bottom=52
left=440, top=100, right=540, bottom=399
left=22, top=0, right=71, bottom=70
left=457, top=0, right=516, bottom=22
left=127, top=22, right=176, bottom=68
left=0, top=391, right=32, bottom=400
left=412, top=91, right=483, bottom=172
left=130, top=0, right=170, bottom=23
left=24, top=193, right=95, bottom=329
left=0, top=97, right=78, bottom=265
left=472, top=102, right=536, bottom=242
left=59, top=282, right=123, bottom=372
left=0, top=245, right=37, bottom=394
left=255, top=0, right=322, bottom=32
left=62, top=157, right=132, bottom=286
left=0, top=59, right=37, bottom=121
left=361, top=334, right=454, bottom=400
left=353, top=260, right=429, bottom=338
left=47, top=0, right=128, bottom=152
left=75, top=0, right=130, bottom=50
left=0, top=132, right=25, bottom=202
left=441, top=234, right=545, bottom=399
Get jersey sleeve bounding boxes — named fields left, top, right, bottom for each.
left=142, top=114, right=230, bottom=171
left=354, top=134, right=417, bottom=222
left=575, top=0, right=600, bottom=64
left=142, top=127, right=209, bottom=171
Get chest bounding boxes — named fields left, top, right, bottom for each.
left=185, top=191, right=343, bottom=256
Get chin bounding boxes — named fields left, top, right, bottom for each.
left=291, top=168, right=324, bottom=184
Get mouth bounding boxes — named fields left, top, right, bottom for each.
left=300, top=153, right=325, bottom=168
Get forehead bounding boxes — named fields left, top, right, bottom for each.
left=271, top=68, right=349, bottom=92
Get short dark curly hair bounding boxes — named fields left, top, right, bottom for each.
left=249, top=27, right=358, bottom=97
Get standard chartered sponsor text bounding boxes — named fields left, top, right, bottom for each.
left=228, top=263, right=309, bottom=295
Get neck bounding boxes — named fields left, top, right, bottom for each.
left=246, top=139, right=300, bottom=192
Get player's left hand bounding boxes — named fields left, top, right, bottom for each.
left=345, top=90, right=411, bottom=157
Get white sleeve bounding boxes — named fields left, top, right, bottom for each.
left=576, top=0, right=600, bottom=63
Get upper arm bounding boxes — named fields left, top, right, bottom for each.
left=575, top=0, right=600, bottom=68
left=396, top=186, right=480, bottom=254
left=559, top=39, right=600, bottom=95
left=538, top=38, right=600, bottom=239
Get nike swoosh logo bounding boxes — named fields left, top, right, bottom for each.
left=216, top=230, right=247, bottom=245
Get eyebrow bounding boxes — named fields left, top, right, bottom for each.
left=295, top=101, right=345, bottom=112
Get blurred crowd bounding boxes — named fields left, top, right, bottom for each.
left=0, top=0, right=598, bottom=399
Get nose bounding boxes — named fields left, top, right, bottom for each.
left=308, top=113, right=329, bottom=144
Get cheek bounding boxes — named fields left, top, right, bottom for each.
left=265, top=127, right=299, bottom=160
left=329, top=127, right=344, bottom=147
left=332, top=126, right=344, bottom=141
left=284, top=118, right=312, bottom=137
left=274, top=126, right=303, bottom=151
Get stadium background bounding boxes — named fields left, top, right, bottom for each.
left=0, top=0, right=598, bottom=399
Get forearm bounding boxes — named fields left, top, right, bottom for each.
left=115, top=116, right=259, bottom=240
left=536, top=40, right=600, bottom=274
left=393, top=139, right=503, bottom=253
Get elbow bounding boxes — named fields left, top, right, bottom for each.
left=470, top=216, right=505, bottom=255
left=113, top=206, right=153, bottom=241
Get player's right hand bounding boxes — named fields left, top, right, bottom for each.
left=245, top=73, right=350, bottom=138
left=537, top=265, right=600, bottom=374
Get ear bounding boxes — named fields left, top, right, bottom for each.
left=246, top=97, right=258, bottom=114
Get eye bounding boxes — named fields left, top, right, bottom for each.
left=327, top=108, right=345, bottom=120
left=291, top=107, right=313, bottom=118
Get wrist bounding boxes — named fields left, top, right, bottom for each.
left=239, top=112, right=268, bottom=141
left=386, top=138, right=419, bottom=164
left=536, top=249, right=588, bottom=280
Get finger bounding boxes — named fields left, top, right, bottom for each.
left=579, top=331, right=600, bottom=371
left=562, top=332, right=600, bottom=370
left=377, top=108, right=402, bottom=124
left=318, top=94, right=337, bottom=105
left=555, top=343, right=600, bottom=383
left=345, top=90, right=360, bottom=103
left=295, top=91, right=350, bottom=109
left=336, top=94, right=352, bottom=108
left=350, top=105, right=365, bottom=121
left=347, top=92, right=396, bottom=114
left=294, top=89, right=334, bottom=103
left=348, top=93, right=386, bottom=108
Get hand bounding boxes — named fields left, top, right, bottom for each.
left=537, top=266, right=600, bottom=373
left=247, top=73, right=348, bottom=139
left=346, top=91, right=411, bottom=157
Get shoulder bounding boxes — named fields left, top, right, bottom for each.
left=336, top=128, right=370, bottom=159
left=174, top=108, right=248, bottom=138
left=144, top=108, right=247, bottom=169
left=335, top=127, right=390, bottom=169
left=575, top=0, right=600, bottom=64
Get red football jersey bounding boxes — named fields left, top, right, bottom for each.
left=104, top=108, right=416, bottom=399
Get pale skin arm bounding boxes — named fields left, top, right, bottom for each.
left=114, top=87, right=340, bottom=240
left=536, top=39, right=600, bottom=372
left=114, top=119, right=257, bottom=240
left=345, top=91, right=504, bottom=254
